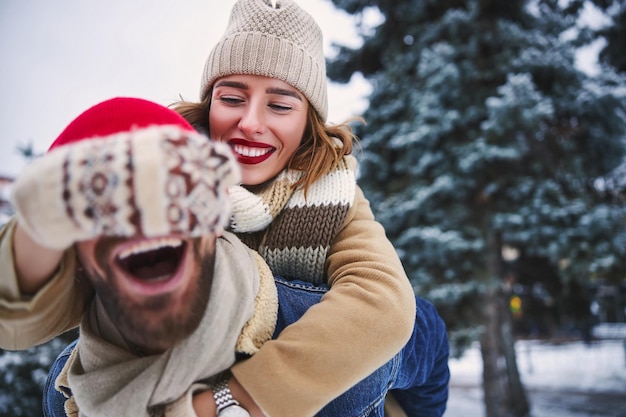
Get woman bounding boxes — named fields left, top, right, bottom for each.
left=1, top=1, right=448, bottom=416
left=172, top=1, right=446, bottom=416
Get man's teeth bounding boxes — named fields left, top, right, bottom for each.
left=233, top=144, right=272, bottom=157
left=118, top=238, right=183, bottom=260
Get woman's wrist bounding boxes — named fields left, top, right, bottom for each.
left=192, top=376, right=265, bottom=417
left=13, top=222, right=64, bottom=294
left=227, top=377, right=266, bottom=416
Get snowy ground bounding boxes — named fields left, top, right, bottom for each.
left=445, top=338, right=626, bottom=417
left=2, top=336, right=625, bottom=416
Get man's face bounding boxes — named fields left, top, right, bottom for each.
left=75, top=234, right=216, bottom=354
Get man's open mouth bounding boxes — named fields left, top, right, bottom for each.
left=114, top=237, right=188, bottom=290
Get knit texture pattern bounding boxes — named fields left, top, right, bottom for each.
left=201, top=0, right=328, bottom=120
left=229, top=155, right=357, bottom=284
left=11, top=127, right=239, bottom=249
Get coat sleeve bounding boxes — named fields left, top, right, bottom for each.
left=231, top=186, right=416, bottom=417
left=0, top=217, right=91, bottom=350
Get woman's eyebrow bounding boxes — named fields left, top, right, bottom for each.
left=267, top=88, right=302, bottom=101
left=214, top=80, right=248, bottom=89
left=214, top=81, right=301, bottom=101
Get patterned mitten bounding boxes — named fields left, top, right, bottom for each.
left=11, top=97, right=240, bottom=249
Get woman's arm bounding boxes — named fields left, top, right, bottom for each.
left=0, top=218, right=89, bottom=350
left=230, top=186, right=416, bottom=417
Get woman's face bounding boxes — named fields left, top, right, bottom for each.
left=209, top=74, right=309, bottom=185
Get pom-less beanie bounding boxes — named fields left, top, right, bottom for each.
left=200, top=0, right=328, bottom=121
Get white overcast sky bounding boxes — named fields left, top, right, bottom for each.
left=0, top=1, right=608, bottom=179
left=0, top=0, right=372, bottom=178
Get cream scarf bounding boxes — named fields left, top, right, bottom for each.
left=56, top=233, right=277, bottom=417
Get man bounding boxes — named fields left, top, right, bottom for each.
left=1, top=96, right=277, bottom=416
left=0, top=97, right=449, bottom=417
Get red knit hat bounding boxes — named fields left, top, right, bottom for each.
left=48, top=97, right=196, bottom=151
left=12, top=96, right=240, bottom=249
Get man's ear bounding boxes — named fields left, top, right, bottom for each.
left=74, top=252, right=88, bottom=282
left=73, top=255, right=96, bottom=297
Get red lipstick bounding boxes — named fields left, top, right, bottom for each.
left=228, top=138, right=275, bottom=165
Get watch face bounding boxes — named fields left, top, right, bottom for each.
left=219, top=405, right=251, bottom=417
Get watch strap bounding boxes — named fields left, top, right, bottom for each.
left=213, top=379, right=240, bottom=412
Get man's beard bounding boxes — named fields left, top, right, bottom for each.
left=84, top=239, right=214, bottom=354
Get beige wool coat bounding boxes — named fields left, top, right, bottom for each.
left=0, top=187, right=415, bottom=416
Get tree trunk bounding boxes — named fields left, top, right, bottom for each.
left=480, top=229, right=530, bottom=417
left=480, top=290, right=530, bottom=417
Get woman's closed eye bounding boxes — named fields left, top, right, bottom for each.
left=219, top=96, right=244, bottom=105
left=217, top=96, right=292, bottom=112
left=269, top=102, right=293, bottom=112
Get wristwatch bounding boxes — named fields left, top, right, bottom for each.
left=213, top=379, right=251, bottom=417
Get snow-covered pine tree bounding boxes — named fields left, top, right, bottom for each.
left=594, top=0, right=626, bottom=73
left=327, top=0, right=626, bottom=416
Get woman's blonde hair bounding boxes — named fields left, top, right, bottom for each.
left=171, top=97, right=361, bottom=193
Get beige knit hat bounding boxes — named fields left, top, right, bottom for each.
left=200, top=0, right=328, bottom=120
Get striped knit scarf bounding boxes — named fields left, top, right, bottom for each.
left=229, top=155, right=357, bottom=284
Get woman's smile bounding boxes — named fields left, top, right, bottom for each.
left=228, top=138, right=275, bottom=165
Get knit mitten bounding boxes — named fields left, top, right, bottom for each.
left=11, top=129, right=239, bottom=249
